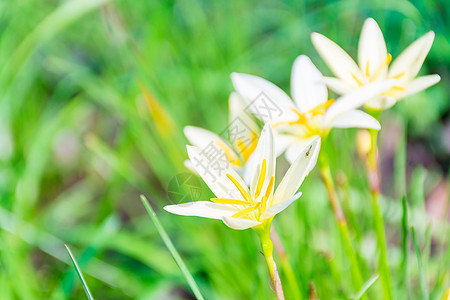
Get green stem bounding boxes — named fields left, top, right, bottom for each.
left=255, top=222, right=285, bottom=300
left=318, top=153, right=364, bottom=295
left=367, top=129, right=394, bottom=300
left=271, top=228, right=302, bottom=299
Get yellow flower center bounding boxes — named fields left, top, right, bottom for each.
left=273, top=99, right=335, bottom=137
left=354, top=54, right=406, bottom=97
left=234, top=131, right=258, bottom=163
left=210, top=159, right=274, bottom=221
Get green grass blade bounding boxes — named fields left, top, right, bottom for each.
left=140, top=195, right=205, bottom=300
left=64, top=244, right=94, bottom=300
left=411, top=226, right=429, bottom=300
left=400, top=196, right=409, bottom=287
left=353, top=274, right=379, bottom=300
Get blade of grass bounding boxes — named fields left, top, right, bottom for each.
left=64, top=244, right=94, bottom=300
left=400, top=196, right=409, bottom=290
left=140, top=195, right=205, bottom=300
left=354, top=274, right=379, bottom=300
left=411, top=226, right=429, bottom=300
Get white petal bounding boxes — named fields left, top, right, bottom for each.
left=323, top=80, right=395, bottom=124
left=291, top=55, right=328, bottom=112
left=164, top=202, right=238, bottom=220
left=184, top=159, right=197, bottom=174
left=273, top=137, right=321, bottom=205
left=231, top=73, right=297, bottom=123
left=242, top=151, right=256, bottom=186
left=325, top=109, right=381, bottom=130
left=228, top=92, right=259, bottom=140
left=358, top=18, right=388, bottom=78
left=274, top=132, right=297, bottom=157
left=222, top=217, right=261, bottom=230
left=395, top=74, right=441, bottom=100
left=365, top=96, right=397, bottom=110
left=248, top=124, right=276, bottom=199
left=389, top=31, right=435, bottom=81
left=284, top=137, right=317, bottom=164
left=311, top=32, right=363, bottom=86
left=184, top=126, right=240, bottom=167
left=187, top=145, right=248, bottom=200
left=324, top=77, right=354, bottom=95
left=261, top=192, right=301, bottom=220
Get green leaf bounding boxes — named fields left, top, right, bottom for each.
left=353, top=274, right=379, bottom=300
left=411, top=226, right=429, bottom=300
left=140, top=195, right=205, bottom=300
left=64, top=244, right=94, bottom=300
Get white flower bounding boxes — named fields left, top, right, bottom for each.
left=164, top=124, right=320, bottom=230
left=184, top=93, right=259, bottom=182
left=231, top=55, right=395, bottom=163
left=311, top=18, right=441, bottom=110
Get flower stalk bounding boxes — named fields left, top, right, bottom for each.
left=367, top=127, right=394, bottom=300
left=255, top=221, right=285, bottom=300
left=318, top=149, right=365, bottom=294
left=271, top=228, right=302, bottom=299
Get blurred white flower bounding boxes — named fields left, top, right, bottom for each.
left=231, top=55, right=394, bottom=162
left=184, top=93, right=259, bottom=183
left=165, top=124, right=320, bottom=230
left=311, top=18, right=440, bottom=110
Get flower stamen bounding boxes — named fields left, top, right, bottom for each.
left=254, top=159, right=267, bottom=199
left=368, top=54, right=392, bottom=82
left=226, top=173, right=252, bottom=203
left=232, top=202, right=261, bottom=218
left=261, top=176, right=274, bottom=212
left=211, top=198, right=249, bottom=205
left=235, top=131, right=258, bottom=163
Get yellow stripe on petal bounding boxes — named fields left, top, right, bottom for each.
left=232, top=202, right=260, bottom=219
left=369, top=54, right=392, bottom=82
left=391, top=71, right=406, bottom=79
left=226, top=173, right=252, bottom=203
left=211, top=198, right=249, bottom=205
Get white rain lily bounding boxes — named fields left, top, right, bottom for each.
left=231, top=55, right=395, bottom=163
left=312, top=18, right=440, bottom=110
left=184, top=93, right=259, bottom=181
left=165, top=124, right=320, bottom=230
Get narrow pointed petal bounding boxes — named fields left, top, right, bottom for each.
left=261, top=192, right=301, bottom=220
left=323, top=80, right=395, bottom=124
left=311, top=32, right=363, bottom=86
left=229, top=92, right=259, bottom=133
left=273, top=137, right=321, bottom=205
left=291, top=55, right=328, bottom=112
left=325, top=109, right=381, bottom=130
left=274, top=133, right=297, bottom=157
left=358, top=18, right=388, bottom=77
left=284, top=137, right=317, bottom=164
left=324, top=77, right=354, bottom=95
left=231, top=72, right=297, bottom=123
left=395, top=74, right=441, bottom=100
left=184, top=126, right=240, bottom=167
left=222, top=216, right=261, bottom=230
left=389, top=31, right=435, bottom=81
left=249, top=124, right=276, bottom=199
left=184, top=159, right=197, bottom=174
left=365, top=96, right=397, bottom=110
left=187, top=145, right=248, bottom=200
left=164, top=202, right=238, bottom=220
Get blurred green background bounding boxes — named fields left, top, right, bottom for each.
left=0, top=0, right=448, bottom=299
